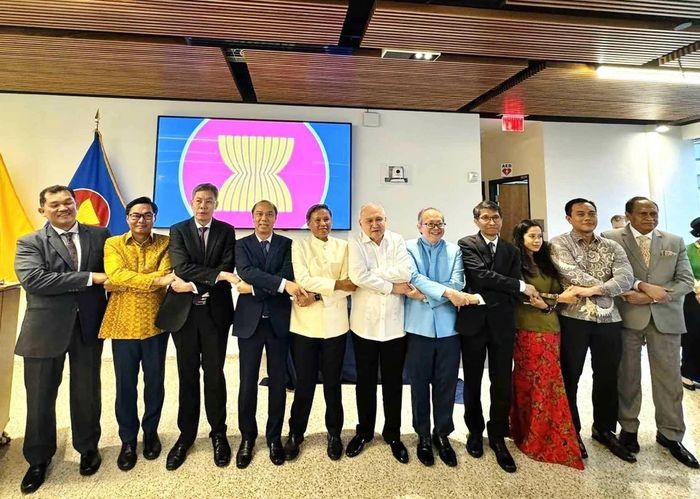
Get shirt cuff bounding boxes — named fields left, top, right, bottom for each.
left=191, top=282, right=199, bottom=295
left=87, top=273, right=93, bottom=286
left=519, top=280, right=526, bottom=293
left=633, top=279, right=642, bottom=292
left=278, top=278, right=287, bottom=294
left=475, top=293, right=486, bottom=306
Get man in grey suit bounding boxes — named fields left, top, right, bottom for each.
left=14, top=185, right=110, bottom=493
left=603, top=196, right=698, bottom=468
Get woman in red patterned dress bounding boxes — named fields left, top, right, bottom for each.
left=510, top=220, right=584, bottom=470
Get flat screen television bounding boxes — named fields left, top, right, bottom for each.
left=153, top=116, right=352, bottom=229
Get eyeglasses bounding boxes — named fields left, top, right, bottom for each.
left=128, top=213, right=155, bottom=221
left=422, top=222, right=446, bottom=229
left=478, top=215, right=502, bottom=223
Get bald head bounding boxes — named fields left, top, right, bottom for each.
left=359, top=203, right=387, bottom=243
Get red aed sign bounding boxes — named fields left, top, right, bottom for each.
left=502, top=115, right=525, bottom=132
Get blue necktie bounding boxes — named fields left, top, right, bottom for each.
left=261, top=239, right=270, bottom=317
left=261, top=239, right=270, bottom=257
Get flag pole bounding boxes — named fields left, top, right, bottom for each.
left=94, top=109, right=100, bottom=132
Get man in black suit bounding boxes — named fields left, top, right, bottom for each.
left=456, top=200, right=537, bottom=473
left=156, top=183, right=237, bottom=470
left=14, top=185, right=110, bottom=493
left=233, top=200, right=306, bottom=468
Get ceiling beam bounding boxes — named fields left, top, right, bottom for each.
left=338, top=0, right=377, bottom=48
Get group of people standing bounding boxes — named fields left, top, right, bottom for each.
left=12, top=183, right=699, bottom=494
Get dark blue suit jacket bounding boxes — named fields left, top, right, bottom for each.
left=233, top=232, right=294, bottom=339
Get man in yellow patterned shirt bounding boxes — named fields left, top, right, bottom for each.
left=99, top=196, right=176, bottom=472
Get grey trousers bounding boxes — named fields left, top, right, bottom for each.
left=618, top=319, right=685, bottom=441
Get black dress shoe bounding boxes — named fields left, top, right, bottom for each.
left=577, top=434, right=588, bottom=459
left=433, top=434, right=458, bottom=467
left=591, top=427, right=636, bottom=463
left=466, top=433, right=484, bottom=458
left=327, top=435, right=343, bottom=461
left=117, top=441, right=137, bottom=471
left=20, top=461, right=49, bottom=494
left=79, top=450, right=102, bottom=476
left=619, top=431, right=640, bottom=454
left=236, top=439, right=254, bottom=469
left=269, top=439, right=285, bottom=466
left=212, top=434, right=231, bottom=467
left=143, top=433, right=161, bottom=460
left=283, top=433, right=304, bottom=461
left=416, top=435, right=434, bottom=466
left=682, top=377, right=696, bottom=391
left=165, top=441, right=190, bottom=471
left=489, top=438, right=517, bottom=473
left=389, top=440, right=409, bottom=464
left=346, top=434, right=373, bottom=458
left=656, top=433, right=700, bottom=469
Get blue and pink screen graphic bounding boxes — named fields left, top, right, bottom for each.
left=153, top=117, right=352, bottom=229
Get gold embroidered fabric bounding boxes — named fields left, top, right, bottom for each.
left=99, top=232, right=171, bottom=340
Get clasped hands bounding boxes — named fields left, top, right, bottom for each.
left=622, top=282, right=671, bottom=305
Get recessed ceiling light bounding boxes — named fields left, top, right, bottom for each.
left=655, top=125, right=671, bottom=133
left=381, top=49, right=441, bottom=62
left=597, top=66, right=700, bottom=85
left=674, top=21, right=693, bottom=31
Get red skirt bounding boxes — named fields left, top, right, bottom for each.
left=510, top=329, right=584, bottom=470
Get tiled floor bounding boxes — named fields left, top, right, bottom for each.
left=0, top=351, right=698, bottom=498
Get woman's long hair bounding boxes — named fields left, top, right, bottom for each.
left=512, top=219, right=559, bottom=278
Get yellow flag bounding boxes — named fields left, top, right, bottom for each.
left=0, top=154, right=35, bottom=282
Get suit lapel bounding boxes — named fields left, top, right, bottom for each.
left=78, top=224, right=91, bottom=271
left=188, top=219, right=205, bottom=262
left=203, top=220, right=222, bottom=265
left=46, top=224, right=75, bottom=270
left=648, top=230, right=662, bottom=271
left=621, top=227, right=647, bottom=270
left=265, top=233, right=280, bottom=270
left=474, top=233, right=494, bottom=269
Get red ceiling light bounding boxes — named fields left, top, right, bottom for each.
left=501, top=114, right=525, bottom=132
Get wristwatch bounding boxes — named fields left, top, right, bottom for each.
left=314, top=293, right=322, bottom=301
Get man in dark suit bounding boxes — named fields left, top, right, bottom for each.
left=455, top=200, right=537, bottom=473
left=233, top=199, right=305, bottom=468
left=14, top=185, right=110, bottom=494
left=156, top=183, right=237, bottom=470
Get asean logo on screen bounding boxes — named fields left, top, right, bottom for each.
left=74, top=189, right=111, bottom=227
left=180, top=120, right=329, bottom=228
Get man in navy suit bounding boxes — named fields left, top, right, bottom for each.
left=233, top=200, right=306, bottom=468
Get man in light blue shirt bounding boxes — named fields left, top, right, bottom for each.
left=404, top=207, right=479, bottom=467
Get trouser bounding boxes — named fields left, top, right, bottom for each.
left=23, top=322, right=103, bottom=465
left=352, top=333, right=406, bottom=442
left=405, top=334, right=460, bottom=437
left=288, top=332, right=347, bottom=437
left=559, top=316, right=622, bottom=434
left=112, top=333, right=169, bottom=443
left=172, top=306, right=229, bottom=445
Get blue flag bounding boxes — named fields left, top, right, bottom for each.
left=68, top=131, right=128, bottom=235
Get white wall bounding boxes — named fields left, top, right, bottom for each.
left=0, top=93, right=482, bottom=242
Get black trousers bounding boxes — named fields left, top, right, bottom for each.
left=352, top=333, right=406, bottom=442
left=238, top=319, right=288, bottom=444
left=405, top=334, right=460, bottom=438
left=559, top=316, right=622, bottom=433
left=288, top=332, right=347, bottom=437
left=172, top=306, right=229, bottom=445
left=23, top=322, right=103, bottom=465
left=460, top=326, right=515, bottom=439
left=682, top=292, right=700, bottom=382
left=112, top=333, right=169, bottom=443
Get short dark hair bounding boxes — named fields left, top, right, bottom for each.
left=39, top=185, right=75, bottom=207
left=417, top=207, right=442, bottom=222
left=565, top=198, right=597, bottom=216
left=610, top=214, right=625, bottom=224
left=306, top=203, right=332, bottom=222
left=126, top=196, right=158, bottom=216
left=690, top=217, right=700, bottom=238
left=512, top=219, right=559, bottom=279
left=191, top=183, right=218, bottom=199
left=473, top=200, right=502, bottom=219
left=624, top=196, right=658, bottom=214
left=251, top=200, right=278, bottom=215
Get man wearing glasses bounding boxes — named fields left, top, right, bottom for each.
left=456, top=200, right=538, bottom=473
left=99, top=196, right=175, bottom=471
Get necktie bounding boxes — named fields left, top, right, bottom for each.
left=199, top=227, right=208, bottom=253
left=637, top=235, right=651, bottom=266
left=61, top=232, right=79, bottom=269
left=488, top=241, right=496, bottom=257
left=261, top=239, right=270, bottom=256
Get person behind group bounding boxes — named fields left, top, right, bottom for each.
left=14, top=185, right=110, bottom=494
left=549, top=198, right=635, bottom=462
left=346, top=202, right=413, bottom=463
left=682, top=217, right=700, bottom=391
left=611, top=215, right=627, bottom=229
left=283, top=204, right=356, bottom=462
left=156, top=183, right=238, bottom=471
left=602, top=197, right=697, bottom=468
left=233, top=200, right=306, bottom=468
left=456, top=200, right=539, bottom=474
left=404, top=207, right=479, bottom=467
left=99, top=196, right=174, bottom=472
left=510, top=220, right=583, bottom=470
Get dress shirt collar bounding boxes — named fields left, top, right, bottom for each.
left=480, top=233, right=499, bottom=248
left=629, top=224, right=653, bottom=240
left=570, top=229, right=601, bottom=245
left=310, top=234, right=330, bottom=248
left=359, top=231, right=384, bottom=246
left=418, top=236, right=444, bottom=250
left=256, top=233, right=274, bottom=244
left=52, top=222, right=79, bottom=235
left=195, top=219, right=213, bottom=230
left=125, top=231, right=155, bottom=245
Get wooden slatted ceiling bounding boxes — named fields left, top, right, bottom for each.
left=363, top=1, right=700, bottom=65
left=244, top=50, right=526, bottom=111
left=662, top=54, right=700, bottom=69
left=0, top=34, right=240, bottom=101
left=506, top=1, right=700, bottom=19
left=0, top=0, right=347, bottom=45
left=473, top=64, right=700, bottom=122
